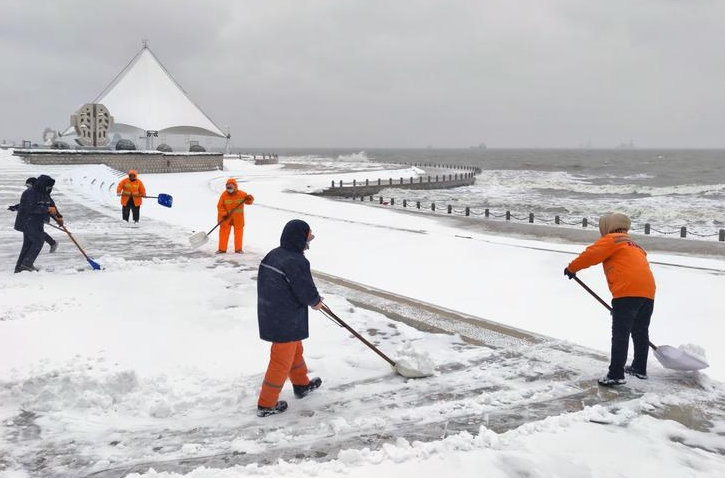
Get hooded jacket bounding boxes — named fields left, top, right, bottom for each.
left=598, top=213, right=631, bottom=236
left=116, top=170, right=146, bottom=206
left=217, top=178, right=254, bottom=225
left=568, top=214, right=655, bottom=299
left=257, top=219, right=320, bottom=342
left=15, top=175, right=57, bottom=233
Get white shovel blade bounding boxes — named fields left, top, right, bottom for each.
left=653, top=345, right=709, bottom=371
left=394, top=363, right=434, bottom=378
left=188, top=231, right=209, bottom=248
left=393, top=355, right=435, bottom=378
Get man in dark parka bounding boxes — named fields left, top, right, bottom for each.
left=256, top=219, right=323, bottom=417
left=15, top=174, right=63, bottom=273
left=9, top=177, right=58, bottom=253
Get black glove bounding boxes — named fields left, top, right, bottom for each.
left=564, top=268, right=576, bottom=279
left=8, top=205, right=18, bottom=212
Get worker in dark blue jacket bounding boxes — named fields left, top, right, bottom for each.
left=15, top=175, right=63, bottom=273
left=9, top=177, right=58, bottom=253
left=256, top=219, right=323, bottom=417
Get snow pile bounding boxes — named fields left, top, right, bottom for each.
left=394, top=342, right=435, bottom=377
left=680, top=343, right=708, bottom=363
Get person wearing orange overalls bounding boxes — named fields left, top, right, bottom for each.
left=256, top=219, right=323, bottom=417
left=216, top=178, right=254, bottom=253
left=116, top=169, right=146, bottom=223
left=564, top=213, right=656, bottom=387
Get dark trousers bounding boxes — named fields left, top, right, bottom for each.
left=15, top=226, right=45, bottom=272
left=122, top=202, right=140, bottom=222
left=608, top=297, right=654, bottom=379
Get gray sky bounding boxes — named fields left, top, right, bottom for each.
left=1, top=0, right=724, bottom=148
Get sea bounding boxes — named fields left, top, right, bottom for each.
left=238, top=148, right=725, bottom=240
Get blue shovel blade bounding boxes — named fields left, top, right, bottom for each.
left=157, top=193, right=173, bottom=208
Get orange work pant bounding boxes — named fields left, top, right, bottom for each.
left=258, top=341, right=310, bottom=408
left=218, top=222, right=244, bottom=252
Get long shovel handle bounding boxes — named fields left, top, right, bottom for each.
left=571, top=275, right=657, bottom=350
left=572, top=275, right=611, bottom=311
left=320, top=303, right=397, bottom=367
left=206, top=214, right=234, bottom=235
left=206, top=220, right=225, bottom=236
left=207, top=198, right=248, bottom=235
left=59, top=225, right=102, bottom=270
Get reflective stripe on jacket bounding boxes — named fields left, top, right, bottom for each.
left=217, top=190, right=251, bottom=226
left=117, top=178, right=146, bottom=206
left=257, top=220, right=320, bottom=343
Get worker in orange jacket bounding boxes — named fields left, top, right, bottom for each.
left=564, top=212, right=656, bottom=387
left=217, top=177, right=254, bottom=253
left=116, top=169, right=146, bottom=223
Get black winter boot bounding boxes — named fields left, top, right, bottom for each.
left=624, top=365, right=648, bottom=380
left=257, top=400, right=288, bottom=417
left=293, top=377, right=322, bottom=399
left=598, top=375, right=626, bottom=387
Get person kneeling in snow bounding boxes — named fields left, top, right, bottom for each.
left=256, top=219, right=323, bottom=417
left=564, top=212, right=656, bottom=387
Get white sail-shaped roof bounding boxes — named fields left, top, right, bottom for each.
left=91, top=46, right=226, bottom=138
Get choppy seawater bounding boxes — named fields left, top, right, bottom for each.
left=245, top=148, right=725, bottom=239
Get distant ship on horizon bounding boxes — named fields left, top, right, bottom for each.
left=615, top=140, right=636, bottom=150
left=469, top=143, right=487, bottom=150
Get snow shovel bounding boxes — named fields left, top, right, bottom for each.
left=188, top=199, right=247, bottom=248
left=59, top=224, right=102, bottom=270
left=319, top=303, right=433, bottom=378
left=571, top=275, right=708, bottom=371
left=143, top=193, right=173, bottom=208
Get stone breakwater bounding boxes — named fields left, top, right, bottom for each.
left=315, top=163, right=479, bottom=197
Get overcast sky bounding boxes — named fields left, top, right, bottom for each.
left=1, top=0, right=724, bottom=148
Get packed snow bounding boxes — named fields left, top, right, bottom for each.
left=1, top=150, right=724, bottom=478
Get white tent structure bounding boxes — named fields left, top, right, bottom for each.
left=64, top=43, right=227, bottom=145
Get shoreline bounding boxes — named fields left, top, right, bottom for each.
left=361, top=201, right=725, bottom=260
